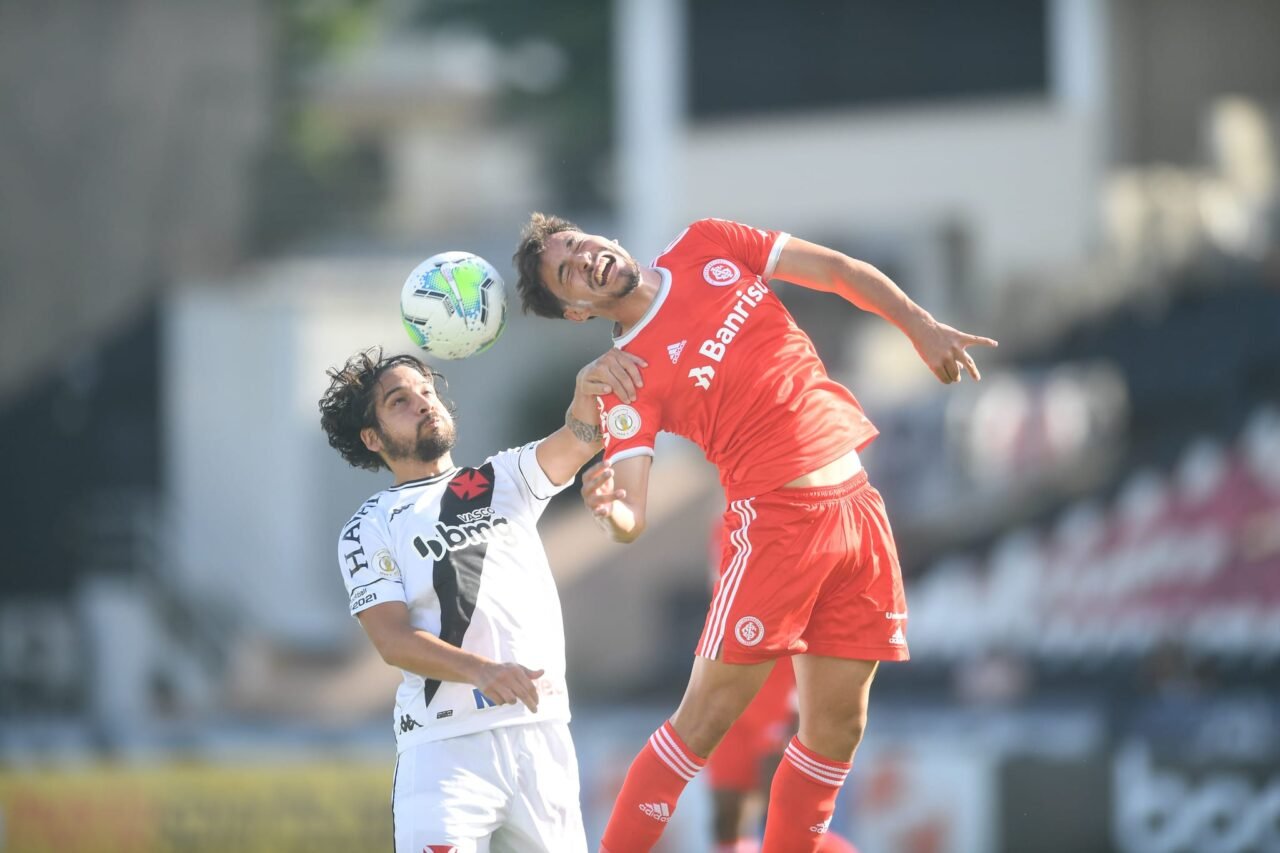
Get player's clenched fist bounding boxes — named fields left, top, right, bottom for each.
left=580, top=460, right=626, bottom=517
left=472, top=661, right=545, bottom=712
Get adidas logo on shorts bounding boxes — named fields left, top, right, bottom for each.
left=810, top=817, right=832, bottom=834
left=639, top=802, right=672, bottom=823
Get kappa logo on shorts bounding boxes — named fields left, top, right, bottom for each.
left=703, top=258, right=741, bottom=287
left=735, top=616, right=765, bottom=647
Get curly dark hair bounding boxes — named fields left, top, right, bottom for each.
left=318, top=348, right=449, bottom=472
left=513, top=211, right=579, bottom=319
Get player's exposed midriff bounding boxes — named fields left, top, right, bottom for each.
left=782, top=446, right=863, bottom=490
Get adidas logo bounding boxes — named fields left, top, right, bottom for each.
left=810, top=817, right=832, bottom=834
left=638, top=802, right=671, bottom=823
left=889, top=625, right=906, bottom=646
left=666, top=340, right=687, bottom=364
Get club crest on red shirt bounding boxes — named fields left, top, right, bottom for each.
left=702, top=258, right=741, bottom=286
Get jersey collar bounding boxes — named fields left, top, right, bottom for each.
left=613, top=266, right=671, bottom=347
left=388, top=466, right=458, bottom=491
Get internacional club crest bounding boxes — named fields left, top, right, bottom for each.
left=735, top=616, right=765, bottom=647
left=703, top=259, right=741, bottom=287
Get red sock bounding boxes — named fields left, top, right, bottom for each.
left=599, top=721, right=706, bottom=853
left=761, top=737, right=851, bottom=852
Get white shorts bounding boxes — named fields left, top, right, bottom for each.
left=392, top=720, right=587, bottom=853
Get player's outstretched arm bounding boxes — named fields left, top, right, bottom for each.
left=774, top=237, right=998, bottom=384
left=536, top=349, right=648, bottom=486
left=580, top=455, right=651, bottom=543
left=357, top=600, right=543, bottom=711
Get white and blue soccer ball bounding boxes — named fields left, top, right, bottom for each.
left=400, top=251, right=508, bottom=360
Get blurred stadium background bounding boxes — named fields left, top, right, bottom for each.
left=2, top=1, right=1279, bottom=851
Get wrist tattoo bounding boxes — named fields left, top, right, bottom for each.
left=566, top=407, right=602, bottom=444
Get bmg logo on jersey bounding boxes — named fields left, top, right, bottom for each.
left=412, top=511, right=518, bottom=560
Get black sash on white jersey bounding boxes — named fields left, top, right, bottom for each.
left=418, top=463, right=496, bottom=708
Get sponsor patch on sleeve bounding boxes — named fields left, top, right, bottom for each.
left=606, top=404, right=641, bottom=440
left=373, top=549, right=401, bottom=578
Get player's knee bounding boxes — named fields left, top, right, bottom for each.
left=803, top=706, right=868, bottom=760
left=671, top=701, right=741, bottom=756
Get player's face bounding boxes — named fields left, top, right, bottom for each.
left=540, top=230, right=641, bottom=316
left=369, top=365, right=456, bottom=463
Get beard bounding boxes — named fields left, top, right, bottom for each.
left=612, top=257, right=641, bottom=299
left=380, top=416, right=457, bottom=464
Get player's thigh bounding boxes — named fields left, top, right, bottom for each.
left=496, top=722, right=588, bottom=853
left=792, top=654, right=878, bottom=758
left=393, top=735, right=506, bottom=853
left=671, top=655, right=777, bottom=756
left=707, top=656, right=794, bottom=790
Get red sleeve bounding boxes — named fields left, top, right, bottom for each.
left=599, top=392, right=660, bottom=464
left=692, top=218, right=788, bottom=280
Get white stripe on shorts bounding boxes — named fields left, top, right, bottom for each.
left=698, top=498, right=756, bottom=658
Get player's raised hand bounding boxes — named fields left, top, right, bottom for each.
left=577, top=349, right=648, bottom=403
left=473, top=661, right=545, bottom=712
left=580, top=460, right=625, bottom=518
left=910, top=319, right=998, bottom=384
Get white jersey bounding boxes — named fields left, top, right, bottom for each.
left=338, top=442, right=572, bottom=751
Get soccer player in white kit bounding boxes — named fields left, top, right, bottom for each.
left=319, top=346, right=646, bottom=853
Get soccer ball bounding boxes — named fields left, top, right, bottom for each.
left=400, top=251, right=508, bottom=359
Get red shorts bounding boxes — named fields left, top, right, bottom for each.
left=707, top=655, right=796, bottom=791
left=696, top=470, right=909, bottom=664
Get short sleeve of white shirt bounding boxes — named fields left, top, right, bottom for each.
left=337, top=503, right=406, bottom=618
left=493, top=441, right=573, bottom=512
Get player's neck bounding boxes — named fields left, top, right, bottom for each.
left=612, top=266, right=662, bottom=335
left=390, top=452, right=455, bottom=485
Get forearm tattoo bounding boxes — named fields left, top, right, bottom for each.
left=566, top=406, right=602, bottom=444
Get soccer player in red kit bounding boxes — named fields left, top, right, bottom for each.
left=513, top=214, right=996, bottom=852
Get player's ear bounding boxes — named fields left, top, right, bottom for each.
left=361, top=426, right=382, bottom=454
left=562, top=306, right=592, bottom=323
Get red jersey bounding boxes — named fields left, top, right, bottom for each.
left=600, top=218, right=878, bottom=501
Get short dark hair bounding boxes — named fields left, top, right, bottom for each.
left=318, top=348, right=444, bottom=472
left=513, top=211, right=579, bottom=319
